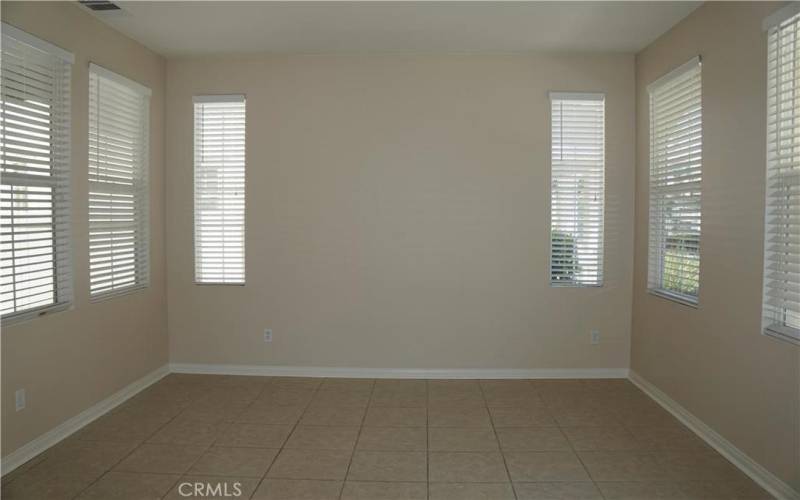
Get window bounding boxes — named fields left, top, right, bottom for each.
left=647, top=57, right=702, bottom=305
left=549, top=92, right=605, bottom=286
left=193, top=95, right=245, bottom=284
left=763, top=5, right=800, bottom=345
left=88, top=64, right=150, bottom=299
left=1, top=23, right=73, bottom=324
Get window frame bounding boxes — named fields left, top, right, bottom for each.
left=646, top=56, right=703, bottom=307
left=87, top=63, right=151, bottom=301
left=762, top=4, right=800, bottom=345
left=1, top=23, right=74, bottom=326
left=548, top=91, right=606, bottom=288
left=192, top=94, right=246, bottom=286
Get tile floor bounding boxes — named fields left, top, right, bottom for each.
left=1, top=375, right=774, bottom=499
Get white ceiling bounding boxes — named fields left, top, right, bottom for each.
left=88, top=1, right=701, bottom=57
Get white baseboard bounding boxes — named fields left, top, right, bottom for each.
left=169, top=363, right=629, bottom=380
left=1, top=364, right=170, bottom=477
left=629, top=370, right=800, bottom=500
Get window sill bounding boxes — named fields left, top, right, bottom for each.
left=550, top=282, right=603, bottom=288
left=763, top=324, right=800, bottom=347
left=194, top=281, right=246, bottom=286
left=648, top=288, right=698, bottom=308
left=90, top=283, right=149, bottom=303
left=1, top=302, right=72, bottom=328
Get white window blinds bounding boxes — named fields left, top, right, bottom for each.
left=550, top=92, right=605, bottom=286
left=193, top=95, right=246, bottom=284
left=647, top=57, right=702, bottom=305
left=1, top=23, right=73, bottom=324
left=88, top=64, right=150, bottom=299
left=763, top=7, right=800, bottom=345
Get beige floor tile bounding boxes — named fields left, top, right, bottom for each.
left=561, top=426, right=641, bottom=451
left=177, top=404, right=246, bottom=424
left=320, top=378, right=375, bottom=392
left=429, top=427, right=499, bottom=451
left=74, top=411, right=170, bottom=443
left=658, top=451, right=747, bottom=481
left=341, top=481, right=427, bottom=499
left=252, top=478, right=342, bottom=499
left=578, top=451, right=672, bottom=481
left=551, top=409, right=621, bottom=427
left=374, top=380, right=427, bottom=392
left=33, top=439, right=137, bottom=476
left=300, top=405, right=367, bottom=426
left=595, top=481, right=686, bottom=499
left=114, top=444, right=207, bottom=474
left=1, top=468, right=99, bottom=500
left=285, top=425, right=360, bottom=450
left=370, top=391, right=428, bottom=408
left=429, top=482, right=515, bottom=500
left=627, top=424, right=709, bottom=451
left=428, top=452, right=509, bottom=482
left=269, top=377, right=324, bottom=391
left=364, top=407, right=427, bottom=427
left=357, top=427, right=427, bottom=451
left=514, top=481, right=603, bottom=499
left=164, top=475, right=260, bottom=500
left=75, top=471, right=179, bottom=499
left=258, top=389, right=317, bottom=406
left=496, top=427, right=570, bottom=451
left=677, top=480, right=774, bottom=499
left=311, top=391, right=371, bottom=407
left=214, top=423, right=292, bottom=448
left=147, top=418, right=229, bottom=446
left=348, top=451, right=427, bottom=482
left=482, top=389, right=542, bottom=408
left=188, top=446, right=279, bottom=477
left=428, top=407, right=492, bottom=428
left=236, top=404, right=305, bottom=425
left=489, top=406, right=557, bottom=427
left=267, top=449, right=352, bottom=480
left=504, top=451, right=590, bottom=482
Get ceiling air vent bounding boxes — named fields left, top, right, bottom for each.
left=79, top=0, right=121, bottom=11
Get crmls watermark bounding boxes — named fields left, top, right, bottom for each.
left=178, top=481, right=243, bottom=497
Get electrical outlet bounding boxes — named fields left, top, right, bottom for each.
left=15, top=389, right=25, bottom=411
left=264, top=329, right=272, bottom=343
left=590, top=329, right=600, bottom=345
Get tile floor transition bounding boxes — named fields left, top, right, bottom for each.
left=1, top=375, right=773, bottom=499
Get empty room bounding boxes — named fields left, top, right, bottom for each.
left=1, top=1, right=798, bottom=499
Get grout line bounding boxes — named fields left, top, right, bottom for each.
left=337, top=378, right=376, bottom=500
left=478, top=380, right=519, bottom=500
left=249, top=376, right=324, bottom=499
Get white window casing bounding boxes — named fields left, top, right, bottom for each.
left=549, top=92, right=605, bottom=287
left=647, top=57, right=702, bottom=306
left=88, top=63, right=150, bottom=300
left=193, top=95, right=246, bottom=285
left=763, top=6, right=800, bottom=345
left=1, top=23, right=73, bottom=325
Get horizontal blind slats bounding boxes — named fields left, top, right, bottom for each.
left=549, top=95, right=604, bottom=286
left=194, top=97, right=246, bottom=285
left=1, top=28, right=73, bottom=322
left=648, top=58, right=702, bottom=304
left=763, top=14, right=800, bottom=340
left=88, top=66, right=150, bottom=299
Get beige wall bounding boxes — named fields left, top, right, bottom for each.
left=166, top=54, right=636, bottom=370
left=632, top=1, right=800, bottom=490
left=0, top=2, right=168, bottom=457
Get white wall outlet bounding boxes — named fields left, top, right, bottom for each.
left=264, top=329, right=272, bottom=343
left=15, top=389, right=25, bottom=411
left=590, top=329, right=600, bottom=345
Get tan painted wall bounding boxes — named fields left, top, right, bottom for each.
left=166, top=54, right=636, bottom=370
left=0, top=2, right=168, bottom=457
left=632, top=1, right=800, bottom=490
